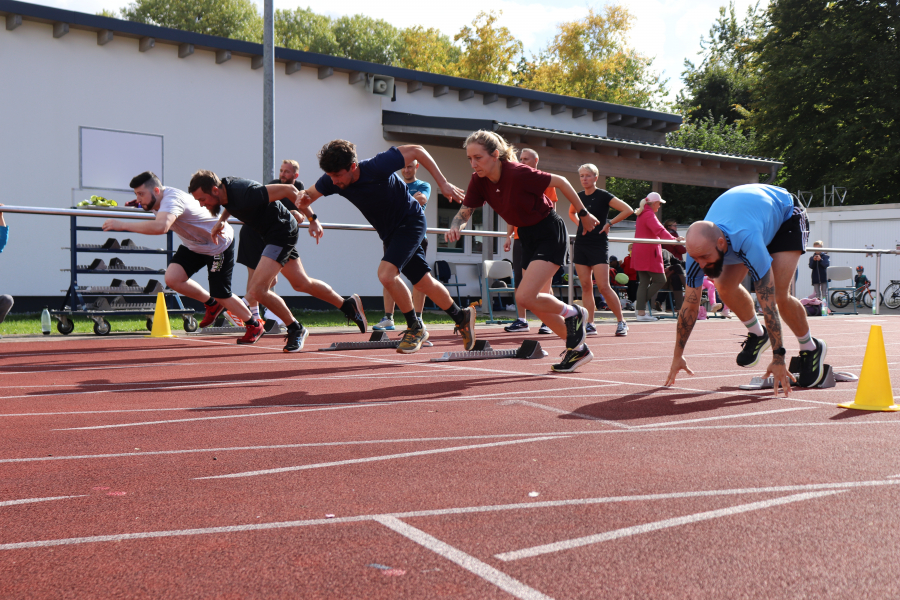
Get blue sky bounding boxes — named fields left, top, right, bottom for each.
left=34, top=0, right=768, bottom=104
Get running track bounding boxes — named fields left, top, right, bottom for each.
left=1, top=315, right=899, bottom=598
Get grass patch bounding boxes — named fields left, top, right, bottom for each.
left=1, top=309, right=470, bottom=336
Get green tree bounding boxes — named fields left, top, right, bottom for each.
left=396, top=26, right=462, bottom=76
left=274, top=7, right=340, bottom=55
left=117, top=0, right=262, bottom=42
left=518, top=6, right=667, bottom=109
left=332, top=14, right=402, bottom=65
left=751, top=0, right=900, bottom=204
left=453, top=12, right=523, bottom=85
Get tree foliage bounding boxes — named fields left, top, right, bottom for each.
left=274, top=7, right=340, bottom=55
left=451, top=12, right=523, bottom=85
left=751, top=0, right=900, bottom=205
left=396, top=26, right=462, bottom=76
left=517, top=6, right=667, bottom=109
left=332, top=14, right=402, bottom=65
left=116, top=0, right=262, bottom=42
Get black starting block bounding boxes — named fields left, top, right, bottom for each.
left=430, top=339, right=547, bottom=362
left=739, top=357, right=840, bottom=390
left=318, top=329, right=432, bottom=351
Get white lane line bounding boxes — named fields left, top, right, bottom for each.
left=2, top=479, right=897, bottom=552
left=632, top=406, right=817, bottom=428
left=195, top=436, right=567, bottom=480
left=0, top=495, right=87, bottom=507
left=375, top=516, right=554, bottom=600
left=1, top=378, right=283, bottom=401
left=500, top=400, right=632, bottom=429
left=493, top=490, right=846, bottom=562
left=0, top=433, right=576, bottom=464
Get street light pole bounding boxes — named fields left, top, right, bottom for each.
left=262, top=0, right=274, bottom=183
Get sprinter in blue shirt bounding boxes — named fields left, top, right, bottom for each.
left=665, top=184, right=826, bottom=395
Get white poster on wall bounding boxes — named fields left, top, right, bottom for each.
left=80, top=127, right=163, bottom=190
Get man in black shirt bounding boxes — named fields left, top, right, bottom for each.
left=189, top=170, right=366, bottom=352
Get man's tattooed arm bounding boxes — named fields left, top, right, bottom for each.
left=755, top=269, right=785, bottom=365
left=450, top=206, right=475, bottom=231
left=674, top=286, right=702, bottom=355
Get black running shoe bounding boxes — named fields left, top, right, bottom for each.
left=564, top=305, right=588, bottom=350
left=736, top=327, right=771, bottom=367
left=344, top=294, right=367, bottom=333
left=283, top=325, right=309, bottom=353
left=797, top=338, right=827, bottom=387
left=551, top=345, right=593, bottom=373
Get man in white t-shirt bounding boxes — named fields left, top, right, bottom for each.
left=102, top=171, right=259, bottom=337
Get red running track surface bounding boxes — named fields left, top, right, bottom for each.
left=1, top=315, right=899, bottom=599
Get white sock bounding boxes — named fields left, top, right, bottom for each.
left=560, top=304, right=578, bottom=319
left=575, top=343, right=585, bottom=352
left=249, top=306, right=260, bottom=320
left=242, top=296, right=250, bottom=307
left=797, top=331, right=816, bottom=351
left=742, top=316, right=764, bottom=336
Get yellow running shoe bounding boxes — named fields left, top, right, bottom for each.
left=453, top=306, right=477, bottom=351
left=397, top=326, right=429, bottom=354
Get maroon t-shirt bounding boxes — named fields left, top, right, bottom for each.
left=463, top=161, right=554, bottom=227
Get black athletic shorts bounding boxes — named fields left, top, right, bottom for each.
left=382, top=212, right=430, bottom=285
left=519, top=211, right=568, bottom=268
left=236, top=225, right=267, bottom=269
left=573, top=235, right=609, bottom=267
left=766, top=199, right=809, bottom=256
left=260, top=239, right=300, bottom=267
left=170, top=240, right=235, bottom=299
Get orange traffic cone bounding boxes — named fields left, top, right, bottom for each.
left=838, top=325, right=897, bottom=411
left=147, top=292, right=176, bottom=338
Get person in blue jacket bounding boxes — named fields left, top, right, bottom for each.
left=0, top=205, right=12, bottom=329
left=808, top=240, right=830, bottom=300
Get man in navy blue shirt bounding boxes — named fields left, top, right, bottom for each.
left=300, top=140, right=475, bottom=354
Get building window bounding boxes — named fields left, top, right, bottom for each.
left=436, top=194, right=498, bottom=255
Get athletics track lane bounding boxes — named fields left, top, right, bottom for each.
left=1, top=315, right=899, bottom=598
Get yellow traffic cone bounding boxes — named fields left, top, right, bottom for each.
left=147, top=292, right=176, bottom=338
left=838, top=325, right=897, bottom=411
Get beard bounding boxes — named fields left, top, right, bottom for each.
left=702, top=247, right=726, bottom=279
left=207, top=203, right=221, bottom=216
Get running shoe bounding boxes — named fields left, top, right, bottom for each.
left=373, top=316, right=395, bottom=331
left=198, top=302, right=226, bottom=328
left=504, top=320, right=529, bottom=332
left=551, top=345, right=593, bottom=372
left=344, top=294, right=367, bottom=333
left=226, top=311, right=245, bottom=327
left=453, top=307, right=477, bottom=351
left=237, top=321, right=265, bottom=345
left=397, top=326, right=429, bottom=354
left=710, top=303, right=724, bottom=313
left=585, top=323, right=598, bottom=336
left=797, top=338, right=827, bottom=387
left=615, top=321, right=628, bottom=336
left=283, top=325, right=309, bottom=352
left=736, top=327, right=771, bottom=367
left=635, top=314, right=658, bottom=322
left=538, top=323, right=553, bottom=335
left=564, top=305, right=588, bottom=350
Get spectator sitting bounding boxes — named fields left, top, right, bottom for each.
left=0, top=205, right=12, bottom=335
left=621, top=244, right=638, bottom=305
left=808, top=240, right=829, bottom=301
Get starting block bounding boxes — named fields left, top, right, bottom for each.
left=738, top=357, right=856, bottom=390
left=318, top=330, right=432, bottom=351
left=196, top=311, right=257, bottom=335
left=431, top=339, right=547, bottom=362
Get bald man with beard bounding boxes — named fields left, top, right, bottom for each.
left=664, top=184, right=825, bottom=396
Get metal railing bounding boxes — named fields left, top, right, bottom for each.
left=2, top=205, right=897, bottom=315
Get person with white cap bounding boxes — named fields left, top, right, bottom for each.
left=631, top=192, right=682, bottom=321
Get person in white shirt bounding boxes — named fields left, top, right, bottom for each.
left=102, top=171, right=256, bottom=332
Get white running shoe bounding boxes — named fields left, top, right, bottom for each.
left=373, top=316, right=395, bottom=331
left=635, top=314, right=658, bottom=322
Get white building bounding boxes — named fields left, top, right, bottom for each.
left=0, top=1, right=780, bottom=311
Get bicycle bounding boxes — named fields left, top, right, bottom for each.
left=831, top=284, right=877, bottom=309
left=883, top=280, right=900, bottom=310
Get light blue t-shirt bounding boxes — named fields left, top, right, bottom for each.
left=406, top=180, right=431, bottom=205
left=685, top=184, right=795, bottom=287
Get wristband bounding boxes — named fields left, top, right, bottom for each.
left=772, top=347, right=786, bottom=356
left=577, top=208, right=588, bottom=218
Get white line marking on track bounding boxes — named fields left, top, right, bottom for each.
left=2, top=478, right=897, bottom=551
left=194, top=436, right=568, bottom=480
left=500, top=400, right=632, bottom=428
left=375, top=516, right=554, bottom=600
left=631, top=406, right=817, bottom=428
left=0, top=495, right=87, bottom=507
left=493, top=490, right=846, bottom=561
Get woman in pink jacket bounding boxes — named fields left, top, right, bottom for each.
left=632, top=192, right=681, bottom=321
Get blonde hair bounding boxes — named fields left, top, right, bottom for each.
left=464, top=130, right=517, bottom=161
left=634, top=198, right=649, bottom=216
left=578, top=163, right=599, bottom=177
left=281, top=159, right=299, bottom=172
left=813, top=240, right=823, bottom=247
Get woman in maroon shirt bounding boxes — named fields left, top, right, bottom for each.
left=445, top=130, right=601, bottom=373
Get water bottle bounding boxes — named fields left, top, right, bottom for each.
left=821, top=304, right=826, bottom=317
left=40, top=307, right=52, bottom=335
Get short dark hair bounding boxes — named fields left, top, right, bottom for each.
left=188, top=170, right=222, bottom=195
left=317, top=140, right=357, bottom=174
left=130, top=171, right=162, bottom=191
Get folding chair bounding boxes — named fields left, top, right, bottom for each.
left=433, top=260, right=465, bottom=307
left=825, top=266, right=858, bottom=315
left=480, top=260, right=516, bottom=324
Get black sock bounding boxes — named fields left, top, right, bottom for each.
left=204, top=297, right=217, bottom=307
left=287, top=321, right=302, bottom=332
left=445, top=302, right=466, bottom=325
left=386, top=312, right=394, bottom=319
left=402, top=310, right=421, bottom=330
left=247, top=318, right=259, bottom=327
left=339, top=298, right=355, bottom=316
left=415, top=312, right=422, bottom=321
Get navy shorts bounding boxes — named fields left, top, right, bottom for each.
left=382, top=213, right=431, bottom=285
left=767, top=199, right=809, bottom=256
left=519, top=212, right=568, bottom=268
left=170, top=240, right=235, bottom=299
